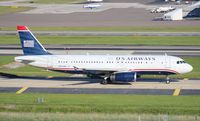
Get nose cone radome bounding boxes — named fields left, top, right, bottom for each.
left=187, top=64, right=193, bottom=73
left=182, top=64, right=193, bottom=74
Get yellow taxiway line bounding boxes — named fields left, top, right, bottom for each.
left=16, top=87, right=28, bottom=94
left=173, top=88, right=181, bottom=96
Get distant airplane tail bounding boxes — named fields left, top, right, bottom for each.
left=17, top=26, right=50, bottom=55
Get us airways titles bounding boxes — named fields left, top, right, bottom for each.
left=116, top=57, right=156, bottom=61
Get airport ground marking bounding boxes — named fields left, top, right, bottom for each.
left=16, top=87, right=28, bottom=94
left=173, top=88, right=181, bottom=96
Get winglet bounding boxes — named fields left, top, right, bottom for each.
left=17, top=26, right=28, bottom=31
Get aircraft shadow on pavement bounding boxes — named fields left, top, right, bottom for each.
left=0, top=72, right=178, bottom=85
left=137, top=78, right=179, bottom=83
left=0, top=72, right=101, bottom=84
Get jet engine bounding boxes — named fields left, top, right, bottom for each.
left=110, top=72, right=137, bottom=82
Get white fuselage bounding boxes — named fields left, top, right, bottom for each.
left=15, top=54, right=193, bottom=75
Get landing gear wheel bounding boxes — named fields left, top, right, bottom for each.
left=165, top=76, right=170, bottom=84
left=166, top=80, right=170, bottom=84
left=101, top=76, right=111, bottom=85
left=100, top=80, right=108, bottom=85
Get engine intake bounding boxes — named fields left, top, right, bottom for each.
left=110, top=72, right=137, bottom=82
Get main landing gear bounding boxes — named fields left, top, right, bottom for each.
left=165, top=75, right=170, bottom=84
left=100, top=77, right=110, bottom=85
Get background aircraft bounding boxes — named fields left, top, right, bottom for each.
left=87, top=0, right=103, bottom=2
left=15, top=26, right=193, bottom=84
left=83, top=4, right=102, bottom=9
left=151, top=6, right=175, bottom=13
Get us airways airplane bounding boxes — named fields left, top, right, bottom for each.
left=15, top=26, right=193, bottom=84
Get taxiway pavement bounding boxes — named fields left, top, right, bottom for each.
left=0, top=76, right=199, bottom=95
left=0, top=0, right=199, bottom=27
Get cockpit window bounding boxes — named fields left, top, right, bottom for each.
left=177, top=61, right=186, bottom=64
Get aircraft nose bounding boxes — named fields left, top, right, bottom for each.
left=187, top=64, right=193, bottom=73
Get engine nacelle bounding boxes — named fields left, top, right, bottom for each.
left=110, top=72, right=137, bottom=82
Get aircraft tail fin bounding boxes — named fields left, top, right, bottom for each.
left=17, top=26, right=50, bottom=55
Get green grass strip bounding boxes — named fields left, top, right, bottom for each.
left=0, top=56, right=14, bottom=67
left=0, top=93, right=199, bottom=115
left=21, top=0, right=84, bottom=4
left=0, top=6, right=32, bottom=15
left=0, top=36, right=200, bottom=45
